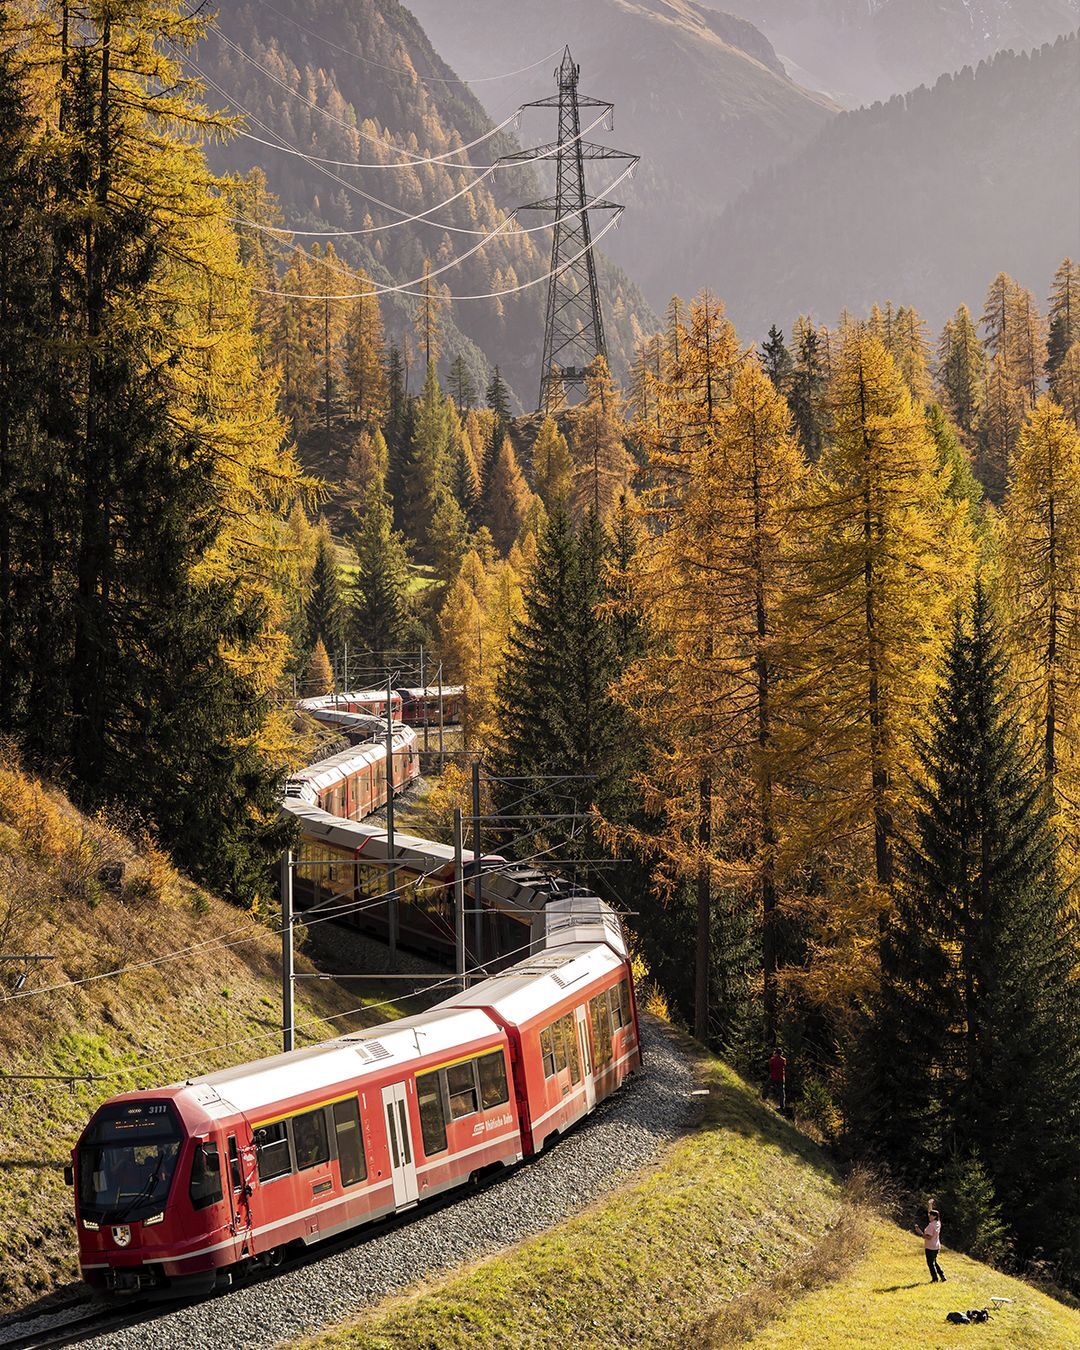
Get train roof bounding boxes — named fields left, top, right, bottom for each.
left=297, top=689, right=400, bottom=713
left=175, top=1005, right=501, bottom=1121
left=399, top=685, right=465, bottom=698
left=283, top=728, right=416, bottom=803
left=441, top=942, right=623, bottom=1025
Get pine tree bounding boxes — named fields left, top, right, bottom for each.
left=485, top=364, right=512, bottom=425
left=304, top=637, right=334, bottom=696
left=447, top=426, right=481, bottom=527
left=936, top=304, right=985, bottom=437
left=4, top=0, right=305, bottom=897
left=871, top=586, right=1080, bottom=1279
left=760, top=324, right=793, bottom=393
left=790, top=315, right=827, bottom=458
left=343, top=427, right=389, bottom=513
left=448, top=353, right=477, bottom=412
left=305, top=528, right=344, bottom=657
left=627, top=345, right=805, bottom=1046
left=1047, top=258, right=1080, bottom=381
left=492, top=509, right=632, bottom=859
left=401, top=360, right=450, bottom=558
left=351, top=494, right=411, bottom=665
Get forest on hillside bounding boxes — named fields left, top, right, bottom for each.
left=1, top=0, right=1079, bottom=1301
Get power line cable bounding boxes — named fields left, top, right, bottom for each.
left=255, top=207, right=624, bottom=302
left=205, top=17, right=518, bottom=167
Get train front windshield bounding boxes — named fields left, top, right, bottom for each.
left=78, top=1102, right=182, bottom=1222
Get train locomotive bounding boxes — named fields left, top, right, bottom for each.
left=69, top=688, right=642, bottom=1298
left=72, top=896, right=639, bottom=1297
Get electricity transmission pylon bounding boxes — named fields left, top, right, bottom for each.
left=501, top=47, right=637, bottom=413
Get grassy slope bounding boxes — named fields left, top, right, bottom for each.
left=304, top=1030, right=1080, bottom=1350
left=0, top=758, right=429, bottom=1312
left=750, top=1220, right=1079, bottom=1349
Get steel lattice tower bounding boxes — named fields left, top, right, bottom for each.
left=502, top=48, right=637, bottom=413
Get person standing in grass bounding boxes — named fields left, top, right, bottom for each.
left=767, top=1047, right=787, bottom=1112
left=919, top=1208, right=946, bottom=1282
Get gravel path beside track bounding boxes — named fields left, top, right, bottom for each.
left=81, top=1018, right=696, bottom=1349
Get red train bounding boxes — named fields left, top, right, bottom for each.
left=70, top=898, right=640, bottom=1297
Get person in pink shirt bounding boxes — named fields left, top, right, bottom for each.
left=918, top=1208, right=946, bottom=1282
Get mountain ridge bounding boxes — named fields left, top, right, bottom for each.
left=695, top=32, right=1080, bottom=342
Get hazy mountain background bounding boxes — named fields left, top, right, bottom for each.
left=404, top=0, right=837, bottom=307
left=198, top=0, right=656, bottom=408
left=713, top=0, right=1080, bottom=105
left=698, top=33, right=1080, bottom=342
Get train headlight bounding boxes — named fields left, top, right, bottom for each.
left=82, top=1220, right=99, bottom=1231
left=143, top=1212, right=164, bottom=1226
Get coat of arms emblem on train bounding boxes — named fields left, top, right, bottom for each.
left=111, top=1225, right=131, bottom=1248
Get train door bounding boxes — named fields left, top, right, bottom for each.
left=575, top=1006, right=596, bottom=1111
left=380, top=1082, right=419, bottom=1208
left=226, top=1133, right=252, bottom=1248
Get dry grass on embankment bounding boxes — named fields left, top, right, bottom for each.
left=0, top=753, right=418, bottom=1313
left=304, top=1030, right=1080, bottom=1350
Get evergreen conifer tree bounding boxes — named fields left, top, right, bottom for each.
left=485, top=365, right=512, bottom=425
left=790, top=316, right=826, bottom=458
left=351, top=494, right=411, bottom=665
left=760, top=325, right=793, bottom=393
left=448, top=353, right=477, bottom=412
left=401, top=360, right=450, bottom=558
left=871, top=585, right=1080, bottom=1279
left=305, top=528, right=344, bottom=657
left=1047, top=258, right=1080, bottom=381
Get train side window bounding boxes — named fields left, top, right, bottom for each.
left=331, top=1098, right=367, bottom=1186
left=619, top=979, right=632, bottom=1028
left=446, top=1061, right=480, bottom=1119
left=559, top=1013, right=582, bottom=1084
left=292, top=1109, right=330, bottom=1171
left=255, top=1121, right=292, bottom=1182
left=608, top=984, right=625, bottom=1030
left=417, top=1071, right=448, bottom=1155
left=589, top=992, right=614, bottom=1067
left=540, top=1027, right=557, bottom=1078
left=189, top=1141, right=223, bottom=1210
left=478, top=1051, right=509, bottom=1109
left=553, top=1021, right=569, bottom=1073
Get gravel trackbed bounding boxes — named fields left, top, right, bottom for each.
left=81, top=1018, right=696, bottom=1349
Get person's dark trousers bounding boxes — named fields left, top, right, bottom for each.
left=925, top=1250, right=945, bottom=1281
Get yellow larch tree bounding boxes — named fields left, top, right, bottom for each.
left=778, top=330, right=976, bottom=1017
left=1002, top=396, right=1080, bottom=859
left=531, top=415, right=573, bottom=509
left=569, top=356, right=632, bottom=523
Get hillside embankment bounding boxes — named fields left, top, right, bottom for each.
left=301, top=1031, right=1080, bottom=1350
left=0, top=755, right=412, bottom=1312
